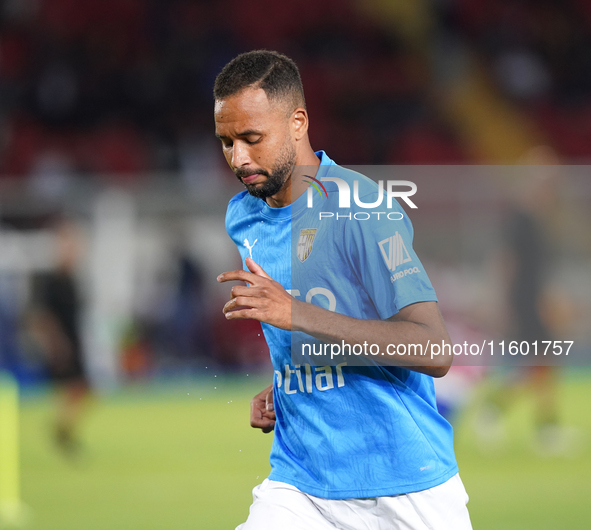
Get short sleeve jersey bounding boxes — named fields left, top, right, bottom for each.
left=225, top=151, right=458, bottom=499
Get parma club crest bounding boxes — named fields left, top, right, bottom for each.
left=297, top=229, right=317, bottom=262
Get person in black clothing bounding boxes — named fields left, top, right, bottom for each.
left=29, top=219, right=90, bottom=456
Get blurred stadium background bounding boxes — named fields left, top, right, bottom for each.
left=0, top=0, right=590, bottom=528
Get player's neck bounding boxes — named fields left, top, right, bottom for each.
left=265, top=147, right=320, bottom=209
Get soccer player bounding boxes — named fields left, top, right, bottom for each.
left=215, top=50, right=472, bottom=529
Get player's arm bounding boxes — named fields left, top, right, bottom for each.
left=293, top=298, right=452, bottom=377
left=218, top=258, right=452, bottom=377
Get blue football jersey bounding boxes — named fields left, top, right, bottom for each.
left=225, top=151, right=458, bottom=499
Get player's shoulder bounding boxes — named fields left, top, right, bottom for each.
left=328, top=162, right=381, bottom=196
left=323, top=164, right=387, bottom=214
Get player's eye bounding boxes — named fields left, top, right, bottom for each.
left=221, top=139, right=233, bottom=148
left=245, top=137, right=262, bottom=145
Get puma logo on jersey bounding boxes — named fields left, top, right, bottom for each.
left=243, top=238, right=258, bottom=259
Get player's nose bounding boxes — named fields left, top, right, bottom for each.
left=232, top=141, right=251, bottom=168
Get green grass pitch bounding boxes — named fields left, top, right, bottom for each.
left=15, top=373, right=591, bottom=529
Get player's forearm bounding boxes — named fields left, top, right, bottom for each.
left=291, top=300, right=452, bottom=377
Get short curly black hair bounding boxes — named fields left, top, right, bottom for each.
left=213, top=50, right=306, bottom=112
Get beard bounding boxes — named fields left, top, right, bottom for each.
left=235, top=143, right=296, bottom=199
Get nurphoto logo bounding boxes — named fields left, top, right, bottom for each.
left=305, top=176, right=417, bottom=209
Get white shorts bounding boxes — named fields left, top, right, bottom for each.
left=236, top=474, right=472, bottom=530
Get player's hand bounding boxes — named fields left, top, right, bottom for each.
left=250, top=384, right=275, bottom=433
left=217, top=257, right=293, bottom=330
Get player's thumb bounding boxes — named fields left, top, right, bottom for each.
left=246, top=257, right=271, bottom=279
left=265, top=389, right=274, bottom=412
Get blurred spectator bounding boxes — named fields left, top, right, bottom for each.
left=27, top=218, right=91, bottom=457
left=1, top=0, right=591, bottom=174
left=0, top=0, right=466, bottom=174
left=477, top=146, right=578, bottom=455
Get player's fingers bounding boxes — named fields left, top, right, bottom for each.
left=261, top=422, right=275, bottom=434
left=224, top=307, right=260, bottom=321
left=230, top=285, right=257, bottom=299
left=250, top=404, right=262, bottom=422
left=250, top=396, right=266, bottom=420
left=250, top=385, right=274, bottom=431
left=250, top=412, right=275, bottom=432
left=223, top=296, right=265, bottom=314
left=245, top=257, right=272, bottom=280
left=217, top=269, right=259, bottom=284
left=256, top=414, right=276, bottom=431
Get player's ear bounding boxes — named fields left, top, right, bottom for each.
left=291, top=108, right=308, bottom=140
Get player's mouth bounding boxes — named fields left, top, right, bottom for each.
left=241, top=173, right=262, bottom=184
